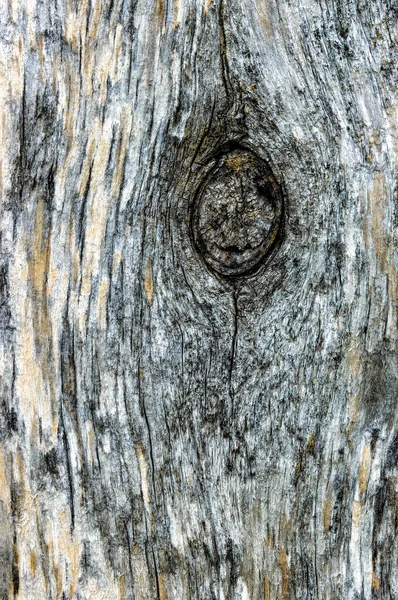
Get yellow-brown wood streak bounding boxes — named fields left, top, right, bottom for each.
left=372, top=569, right=381, bottom=591
left=28, top=198, right=52, bottom=351
left=137, top=444, right=151, bottom=513
left=358, top=444, right=372, bottom=496
left=264, top=574, right=270, bottom=600
left=279, top=548, right=289, bottom=600
left=322, top=496, right=331, bottom=533
left=0, top=443, right=11, bottom=507
left=144, top=259, right=154, bottom=306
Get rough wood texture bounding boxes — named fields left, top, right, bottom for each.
left=1, top=0, right=398, bottom=598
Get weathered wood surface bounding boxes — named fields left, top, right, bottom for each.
left=1, top=0, right=398, bottom=598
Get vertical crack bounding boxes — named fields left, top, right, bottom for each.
left=218, top=0, right=233, bottom=105
left=60, top=402, right=75, bottom=531
left=228, top=286, right=239, bottom=420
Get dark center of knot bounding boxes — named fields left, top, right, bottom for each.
left=190, top=148, right=284, bottom=278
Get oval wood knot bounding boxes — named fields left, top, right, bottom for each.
left=191, top=148, right=283, bottom=278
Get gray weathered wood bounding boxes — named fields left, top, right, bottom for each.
left=1, top=0, right=398, bottom=597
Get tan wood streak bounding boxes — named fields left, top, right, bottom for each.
left=117, top=574, right=127, bottom=600
left=372, top=569, right=381, bottom=591
left=256, top=0, right=274, bottom=41
left=0, top=443, right=10, bottom=506
left=28, top=198, right=51, bottom=338
left=98, top=278, right=110, bottom=329
left=27, top=198, right=59, bottom=434
left=367, top=171, right=388, bottom=270
left=204, top=0, right=212, bottom=14
left=58, top=509, right=80, bottom=598
left=26, top=0, right=37, bottom=51
left=97, top=44, right=113, bottom=104
left=11, top=36, right=24, bottom=99
left=173, top=0, right=182, bottom=27
left=323, top=496, right=332, bottom=533
left=112, top=24, right=123, bottom=84
left=158, top=571, right=166, bottom=600
left=65, top=0, right=89, bottom=52
left=279, top=548, right=289, bottom=600
left=63, top=56, right=81, bottom=139
left=144, top=258, right=154, bottom=306
left=349, top=394, right=360, bottom=426
left=78, top=118, right=114, bottom=335
left=54, top=563, right=63, bottom=598
left=29, top=550, right=37, bottom=577
left=358, top=444, right=372, bottom=496
left=111, top=107, right=132, bottom=199
left=365, top=171, right=397, bottom=338
left=14, top=453, right=47, bottom=598
left=89, top=0, right=103, bottom=41
left=156, top=0, right=165, bottom=21
left=264, top=574, right=270, bottom=600
left=352, top=500, right=362, bottom=528
left=86, top=420, right=95, bottom=466
left=137, top=443, right=151, bottom=511
left=38, top=36, right=45, bottom=82
left=14, top=277, right=53, bottom=441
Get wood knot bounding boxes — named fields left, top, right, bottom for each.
left=190, top=148, right=284, bottom=278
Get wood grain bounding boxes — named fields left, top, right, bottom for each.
left=1, top=0, right=398, bottom=598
